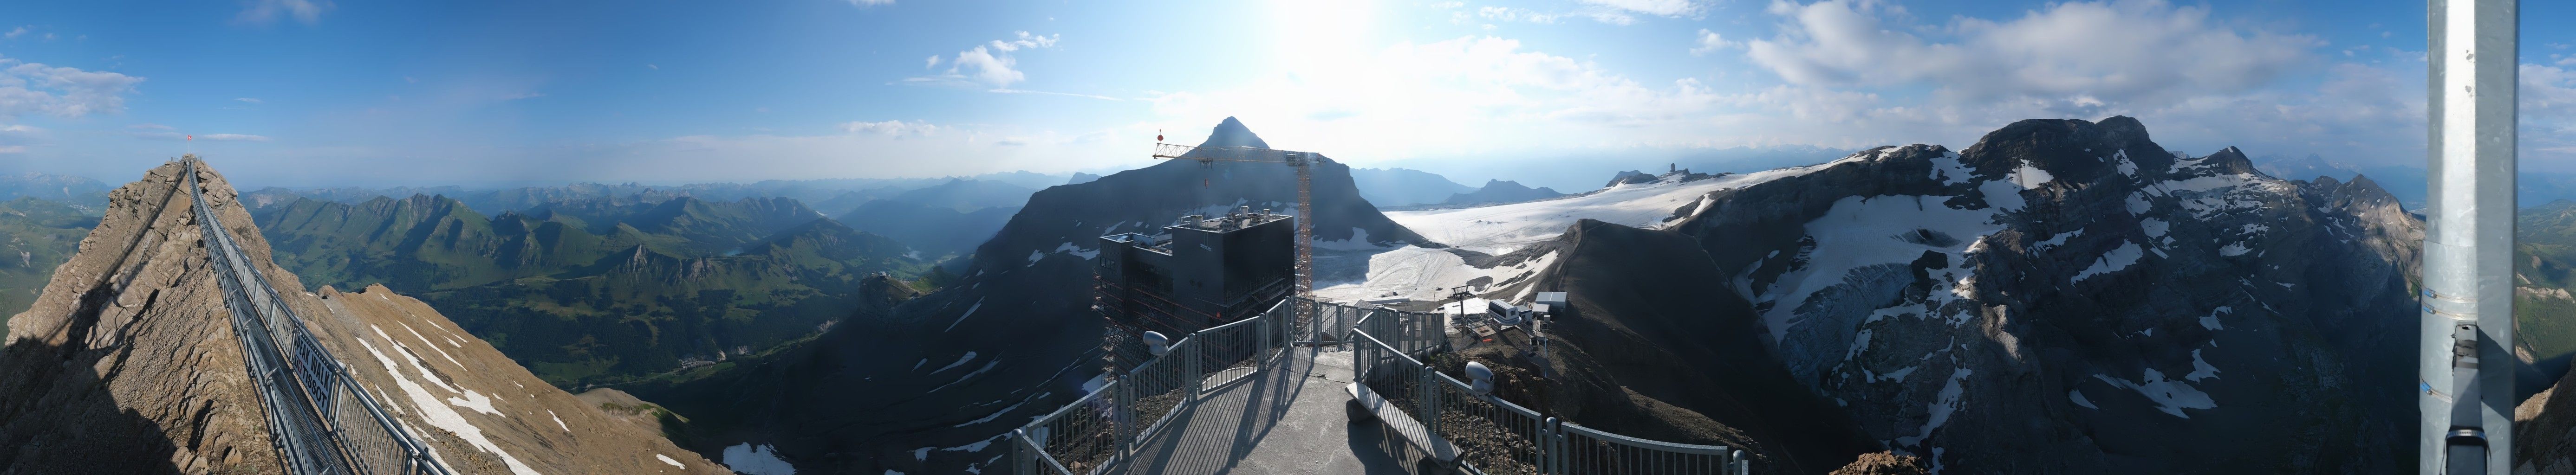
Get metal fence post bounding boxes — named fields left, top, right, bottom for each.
left=1419, top=365, right=1440, bottom=436
left=1116, top=376, right=1136, bottom=463
left=1186, top=338, right=1203, bottom=397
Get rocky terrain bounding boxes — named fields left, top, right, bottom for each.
left=1642, top=117, right=2420, bottom=472
left=0, top=160, right=727, bottom=475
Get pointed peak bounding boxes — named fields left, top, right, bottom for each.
left=1197, top=116, right=1270, bottom=149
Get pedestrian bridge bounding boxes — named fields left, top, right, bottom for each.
left=185, top=156, right=455, bottom=475
left=1013, top=297, right=1751, bottom=475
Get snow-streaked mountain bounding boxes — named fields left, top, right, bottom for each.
left=1442, top=179, right=1566, bottom=205
left=1334, top=116, right=2418, bottom=473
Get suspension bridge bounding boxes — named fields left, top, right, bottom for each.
left=185, top=156, right=455, bottom=475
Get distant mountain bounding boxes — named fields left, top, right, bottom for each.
left=836, top=199, right=1018, bottom=258
left=1067, top=172, right=1102, bottom=185
left=0, top=198, right=94, bottom=331
left=625, top=116, right=1431, bottom=475
left=252, top=194, right=924, bottom=387
left=1444, top=179, right=1564, bottom=205
left=1350, top=167, right=1476, bottom=206
left=0, top=173, right=109, bottom=214
left=887, top=179, right=1039, bottom=212
left=961, top=170, right=1075, bottom=190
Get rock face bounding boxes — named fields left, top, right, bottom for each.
left=1829, top=452, right=1930, bottom=475
left=0, top=160, right=729, bottom=475
left=2518, top=366, right=2576, bottom=475
left=1638, top=117, right=2420, bottom=472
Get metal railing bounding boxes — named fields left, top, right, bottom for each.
left=1350, top=303, right=1751, bottom=475
left=187, top=158, right=455, bottom=475
left=1013, top=297, right=1300, bottom=475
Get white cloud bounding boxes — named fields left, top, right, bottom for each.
left=1578, top=0, right=1707, bottom=17
left=129, top=123, right=172, bottom=130
left=1745, top=0, right=2313, bottom=110
left=0, top=56, right=146, bottom=118
left=236, top=97, right=262, bottom=103
left=2, top=27, right=24, bottom=39
left=1429, top=0, right=1465, bottom=8
left=847, top=0, right=894, bottom=6
left=840, top=119, right=942, bottom=137
left=911, top=32, right=1060, bottom=89
left=988, top=31, right=1059, bottom=52
left=0, top=145, right=25, bottom=154
left=130, top=131, right=272, bottom=141
left=235, top=0, right=332, bottom=26
left=1479, top=7, right=1560, bottom=24
left=1690, top=29, right=1738, bottom=55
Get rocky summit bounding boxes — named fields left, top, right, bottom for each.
left=0, top=160, right=729, bottom=475
left=1630, top=116, right=2421, bottom=472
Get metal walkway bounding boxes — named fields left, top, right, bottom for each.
left=185, top=157, right=454, bottom=475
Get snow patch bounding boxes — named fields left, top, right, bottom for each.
left=930, top=352, right=979, bottom=374
left=2070, top=390, right=2098, bottom=409
left=2094, top=368, right=2217, bottom=418
left=2140, top=218, right=2168, bottom=239
left=929, top=360, right=1002, bottom=393
left=2073, top=242, right=2144, bottom=283
left=657, top=454, right=686, bottom=469
left=943, top=299, right=986, bottom=332
left=2218, top=243, right=2250, bottom=256
left=2011, top=163, right=2055, bottom=189
left=1386, top=165, right=1813, bottom=254
left=1051, top=242, right=1099, bottom=260
left=2185, top=349, right=2221, bottom=382
left=2200, top=307, right=2229, bottom=330
left=549, top=410, right=568, bottom=432
left=352, top=327, right=544, bottom=475
left=447, top=390, right=500, bottom=416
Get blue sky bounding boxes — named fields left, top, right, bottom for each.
left=0, top=0, right=2568, bottom=190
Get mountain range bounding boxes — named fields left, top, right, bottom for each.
left=249, top=193, right=929, bottom=388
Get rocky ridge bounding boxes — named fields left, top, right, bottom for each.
left=0, top=160, right=728, bottom=475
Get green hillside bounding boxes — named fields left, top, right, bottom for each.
left=0, top=198, right=95, bottom=332
left=253, top=194, right=926, bottom=387
left=2517, top=200, right=2576, bottom=362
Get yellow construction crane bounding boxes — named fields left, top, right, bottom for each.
left=1151, top=141, right=1316, bottom=295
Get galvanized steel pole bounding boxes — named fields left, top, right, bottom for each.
left=2422, top=0, right=2516, bottom=473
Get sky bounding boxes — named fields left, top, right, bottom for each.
left=0, top=0, right=2569, bottom=190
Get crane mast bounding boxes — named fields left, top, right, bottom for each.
left=1152, top=143, right=1316, bottom=295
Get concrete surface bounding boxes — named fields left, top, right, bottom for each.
left=1122, top=347, right=1416, bottom=475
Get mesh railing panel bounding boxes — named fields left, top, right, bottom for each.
left=1126, top=337, right=1197, bottom=440
left=1021, top=382, right=1121, bottom=475
left=1556, top=423, right=1738, bottom=475
left=1196, top=313, right=1268, bottom=389
left=1431, top=373, right=1544, bottom=475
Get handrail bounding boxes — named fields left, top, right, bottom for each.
left=1347, top=299, right=1750, bottom=475
left=186, top=158, right=455, bottom=475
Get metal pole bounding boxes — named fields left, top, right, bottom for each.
left=2423, top=0, right=2517, bottom=473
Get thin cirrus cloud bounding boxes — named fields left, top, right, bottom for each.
left=130, top=131, right=273, bottom=141
left=235, top=0, right=331, bottom=26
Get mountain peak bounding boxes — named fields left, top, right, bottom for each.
left=1198, top=116, right=1271, bottom=149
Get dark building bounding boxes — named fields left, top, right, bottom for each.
left=1095, top=207, right=1297, bottom=342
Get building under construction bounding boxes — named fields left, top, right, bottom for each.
left=1095, top=207, right=1298, bottom=348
